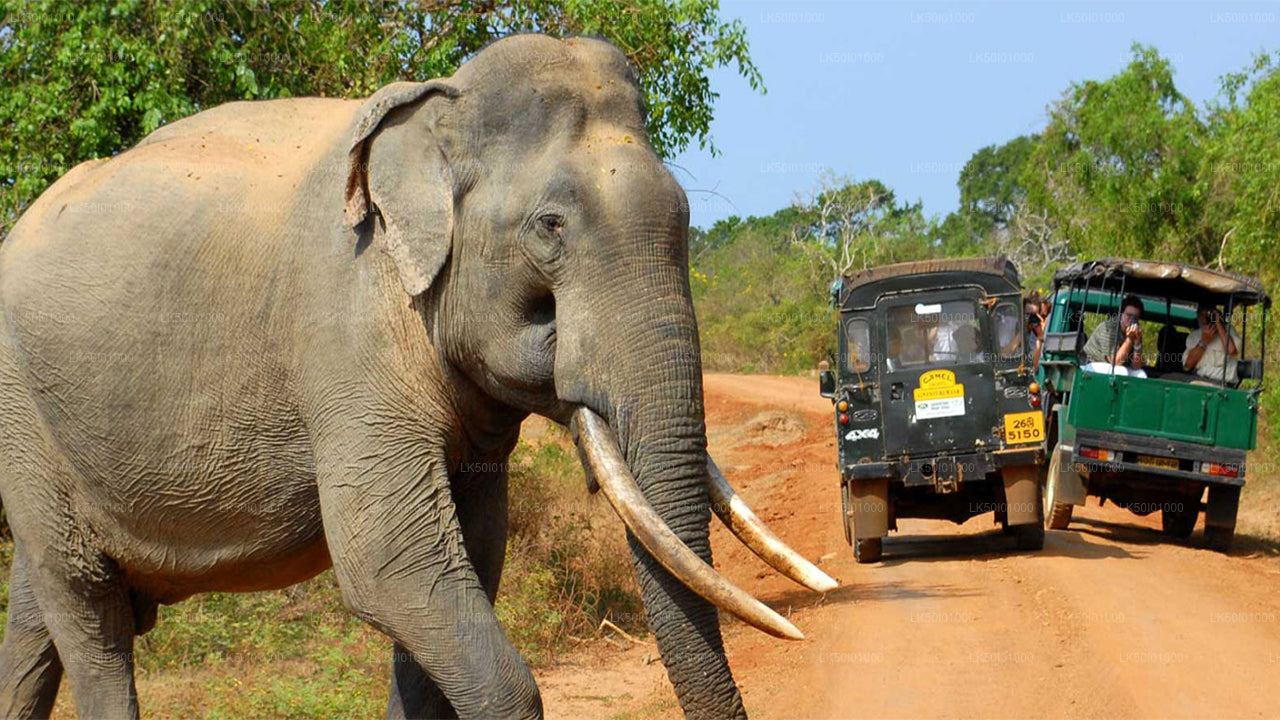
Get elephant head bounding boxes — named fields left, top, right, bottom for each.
left=343, top=35, right=834, bottom=719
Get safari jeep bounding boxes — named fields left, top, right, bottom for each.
left=819, top=258, right=1046, bottom=563
left=1038, top=259, right=1270, bottom=551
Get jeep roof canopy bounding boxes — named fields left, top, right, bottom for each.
left=1052, top=258, right=1271, bottom=308
left=839, top=257, right=1021, bottom=310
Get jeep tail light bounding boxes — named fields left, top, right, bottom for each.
left=1200, top=461, right=1240, bottom=478
left=839, top=413, right=849, bottom=425
left=1080, top=446, right=1116, bottom=462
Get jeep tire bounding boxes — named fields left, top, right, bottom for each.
left=854, top=537, right=882, bottom=564
left=1043, top=448, right=1075, bottom=530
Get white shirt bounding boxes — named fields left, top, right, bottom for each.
left=1184, top=328, right=1241, bottom=384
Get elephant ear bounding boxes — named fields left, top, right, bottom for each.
left=344, top=80, right=460, bottom=296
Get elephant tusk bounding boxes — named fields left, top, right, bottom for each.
left=571, top=408, right=805, bottom=641
left=706, top=456, right=839, bottom=594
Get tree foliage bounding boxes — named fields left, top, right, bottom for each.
left=1021, top=44, right=1211, bottom=263
left=958, top=135, right=1036, bottom=234
left=943, top=44, right=1280, bottom=291
left=0, top=0, right=761, bottom=238
left=938, top=136, right=1035, bottom=260
left=790, top=174, right=931, bottom=286
left=1201, top=50, right=1280, bottom=282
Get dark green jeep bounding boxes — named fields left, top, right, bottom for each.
left=1038, top=259, right=1270, bottom=551
left=820, top=258, right=1045, bottom=563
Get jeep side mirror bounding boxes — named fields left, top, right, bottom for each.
left=819, top=360, right=837, bottom=399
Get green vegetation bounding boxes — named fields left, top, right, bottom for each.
left=693, top=177, right=936, bottom=374
left=0, top=0, right=761, bottom=238
left=498, top=428, right=643, bottom=665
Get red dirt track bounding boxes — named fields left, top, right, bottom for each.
left=539, top=373, right=1280, bottom=720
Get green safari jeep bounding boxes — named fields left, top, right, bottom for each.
left=1037, top=258, right=1270, bottom=551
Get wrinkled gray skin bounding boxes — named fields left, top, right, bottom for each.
left=0, top=35, right=744, bottom=720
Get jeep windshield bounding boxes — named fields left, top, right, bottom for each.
left=885, top=299, right=985, bottom=371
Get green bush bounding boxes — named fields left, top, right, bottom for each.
left=498, top=434, right=644, bottom=664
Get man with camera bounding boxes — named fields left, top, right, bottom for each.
left=1083, top=294, right=1146, bottom=376
left=1023, top=295, right=1044, bottom=369
left=1183, top=304, right=1240, bottom=384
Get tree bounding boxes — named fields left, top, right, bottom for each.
left=790, top=173, right=932, bottom=286
left=938, top=135, right=1037, bottom=258
left=994, top=204, right=1073, bottom=288
left=0, top=0, right=762, bottom=239
left=957, top=135, right=1037, bottom=234
left=1021, top=44, right=1212, bottom=263
left=1201, top=51, right=1280, bottom=280
left=690, top=211, right=835, bottom=374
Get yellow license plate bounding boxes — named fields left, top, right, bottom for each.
left=1138, top=454, right=1179, bottom=470
left=1003, top=411, right=1044, bottom=445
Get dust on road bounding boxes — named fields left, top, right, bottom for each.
left=540, top=373, right=1280, bottom=720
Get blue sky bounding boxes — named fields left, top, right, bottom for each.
left=670, top=0, right=1279, bottom=229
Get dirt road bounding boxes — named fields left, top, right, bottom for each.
left=540, top=374, right=1280, bottom=720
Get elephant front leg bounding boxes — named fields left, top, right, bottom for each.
left=314, top=437, right=538, bottom=720
left=387, top=465, right=510, bottom=720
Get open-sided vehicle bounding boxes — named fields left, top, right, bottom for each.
left=1037, top=259, right=1270, bottom=551
left=819, top=258, right=1046, bottom=563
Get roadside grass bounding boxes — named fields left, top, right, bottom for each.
left=1239, top=416, right=1280, bottom=551
left=0, top=420, right=643, bottom=717
left=498, top=424, right=645, bottom=665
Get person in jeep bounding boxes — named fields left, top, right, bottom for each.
left=1083, top=294, right=1146, bottom=376
left=1183, top=303, right=1241, bottom=385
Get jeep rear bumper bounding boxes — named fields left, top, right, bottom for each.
left=1072, top=428, right=1246, bottom=487
left=844, top=445, right=1042, bottom=488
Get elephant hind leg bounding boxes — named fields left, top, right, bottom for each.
left=0, top=548, right=64, bottom=719
left=0, top=365, right=139, bottom=716
left=22, top=541, right=140, bottom=719
left=387, top=641, right=452, bottom=720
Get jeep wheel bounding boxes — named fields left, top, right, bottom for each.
left=840, top=482, right=853, bottom=546
left=1160, top=502, right=1198, bottom=539
left=1013, top=521, right=1045, bottom=550
left=1205, top=525, right=1235, bottom=553
left=1205, top=485, right=1239, bottom=553
left=854, top=537, right=882, bottom=564
left=1044, top=449, right=1074, bottom=530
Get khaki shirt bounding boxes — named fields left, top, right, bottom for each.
left=1184, top=328, right=1241, bottom=384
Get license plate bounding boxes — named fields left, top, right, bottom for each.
left=1138, top=454, right=1179, bottom=470
left=1003, top=411, right=1044, bottom=445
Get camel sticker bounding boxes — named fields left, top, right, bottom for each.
left=914, top=369, right=965, bottom=419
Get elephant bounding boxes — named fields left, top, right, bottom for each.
left=0, top=33, right=834, bottom=719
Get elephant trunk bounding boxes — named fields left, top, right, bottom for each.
left=575, top=292, right=747, bottom=720
left=555, top=198, right=823, bottom=715
left=621, top=386, right=745, bottom=720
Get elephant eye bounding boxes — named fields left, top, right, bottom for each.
left=537, top=214, right=564, bottom=236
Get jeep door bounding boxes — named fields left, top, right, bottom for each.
left=879, top=290, right=1000, bottom=457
